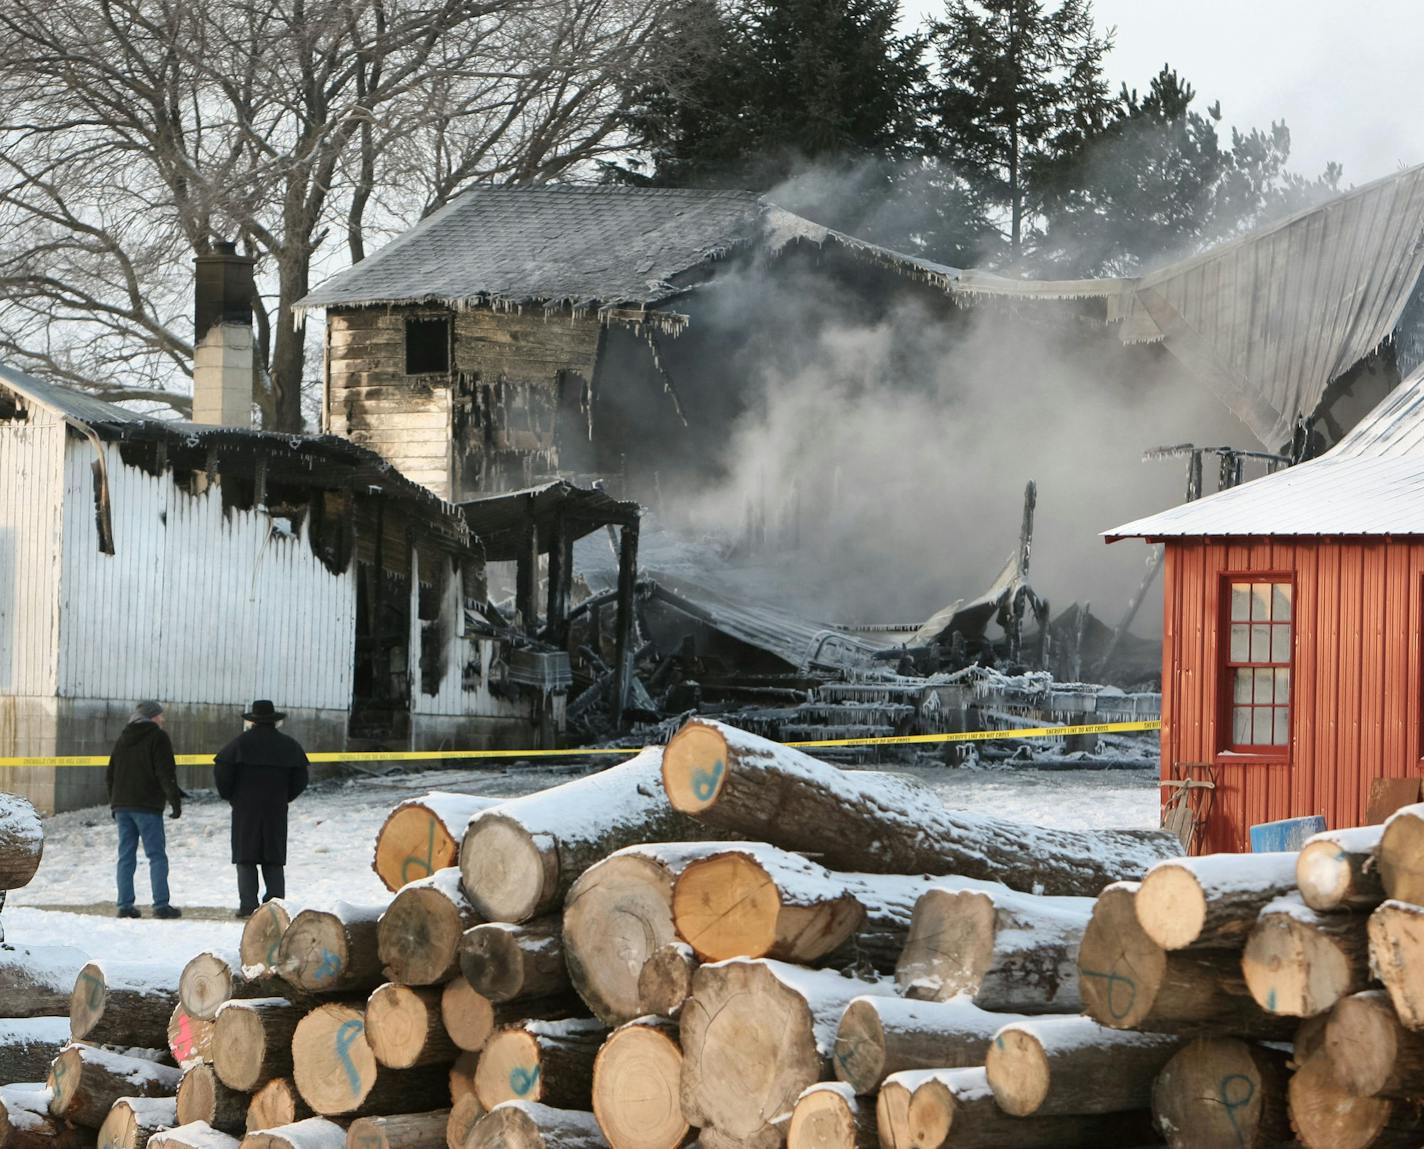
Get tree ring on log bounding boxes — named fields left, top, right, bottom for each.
left=1078, top=888, right=1165, bottom=1029
left=983, top=1029, right=1050, bottom=1117
left=592, top=1023, right=687, bottom=1149
left=474, top=1029, right=545, bottom=1109
left=366, top=983, right=431, bottom=1069
left=905, top=1078, right=953, bottom=1149
left=873, top=1078, right=914, bottom=1149
left=440, top=978, right=497, bottom=1052
left=292, top=1003, right=377, bottom=1116
left=1134, top=867, right=1206, bottom=951
left=1288, top=1054, right=1394, bottom=1149
left=831, top=1000, right=887, bottom=1097
left=461, top=817, right=554, bottom=922
left=661, top=724, right=730, bottom=813
left=241, top=901, right=293, bottom=973
left=673, top=854, right=781, bottom=961
left=46, top=1045, right=81, bottom=1119
left=789, top=1089, right=860, bottom=1149
left=180, top=953, right=236, bottom=1020
left=1379, top=812, right=1424, bottom=904
left=375, top=805, right=460, bottom=892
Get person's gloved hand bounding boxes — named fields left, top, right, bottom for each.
left=169, top=803, right=182, bottom=820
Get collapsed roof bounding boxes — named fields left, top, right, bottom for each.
left=1105, top=360, right=1424, bottom=539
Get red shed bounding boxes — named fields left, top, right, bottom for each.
left=1106, top=368, right=1424, bottom=853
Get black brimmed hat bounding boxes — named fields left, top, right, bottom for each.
left=243, top=699, right=286, bottom=723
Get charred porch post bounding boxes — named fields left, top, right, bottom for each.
left=545, top=512, right=573, bottom=649
left=515, top=498, right=540, bottom=632
left=611, top=518, right=641, bottom=728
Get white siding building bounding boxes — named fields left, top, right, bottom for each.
left=0, top=367, right=560, bottom=812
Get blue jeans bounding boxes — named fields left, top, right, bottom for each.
left=114, top=809, right=170, bottom=910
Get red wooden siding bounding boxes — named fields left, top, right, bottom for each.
left=1161, top=537, right=1424, bottom=853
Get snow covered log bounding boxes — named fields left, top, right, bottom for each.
left=277, top=904, right=388, bottom=996
left=1149, top=1038, right=1291, bottom=1149
left=473, top=1018, right=609, bottom=1113
left=0, top=795, right=43, bottom=891
left=148, top=1123, right=241, bottom=1149
left=239, top=903, right=297, bottom=977
left=372, top=793, right=499, bottom=893
left=466, top=1103, right=609, bottom=1149
left=1367, top=899, right=1424, bottom=1028
left=96, top=1097, right=177, bottom=1149
left=894, top=885, right=1090, bottom=1012
left=1241, top=895, right=1370, bottom=1017
left=670, top=846, right=864, bottom=965
left=438, top=977, right=573, bottom=1055
left=831, top=995, right=1021, bottom=1096
left=376, top=871, right=480, bottom=987
left=459, top=919, right=568, bottom=1005
left=983, top=1017, right=1181, bottom=1117
left=635, top=945, right=697, bottom=1019
left=460, top=748, right=723, bottom=924
left=678, top=959, right=886, bottom=1149
left=875, top=1067, right=1153, bottom=1149
left=0, top=1084, right=90, bottom=1149
left=244, top=1080, right=309, bottom=1135
left=239, top=1118, right=347, bottom=1149
left=1377, top=803, right=1424, bottom=906
left=1323, top=990, right=1424, bottom=1099
left=786, top=1084, right=875, bottom=1149
left=1134, top=852, right=1300, bottom=950
left=168, top=1005, right=215, bottom=1067
left=0, top=944, right=86, bottom=1018
left=563, top=844, right=728, bottom=1026
left=47, top=1044, right=181, bottom=1129
left=211, top=999, right=305, bottom=1092
left=1077, top=882, right=1290, bottom=1037
left=176, top=1066, right=247, bottom=1135
left=445, top=1096, right=482, bottom=1149
left=0, top=1018, right=69, bottom=1085
left=1287, top=1051, right=1424, bottom=1149
left=364, top=984, right=456, bottom=1069
left=660, top=719, right=1181, bottom=897
left=179, top=953, right=287, bottom=1022
left=345, top=1111, right=450, bottom=1149
left=290, top=1003, right=449, bottom=1118
left=1298, top=826, right=1385, bottom=912
left=589, top=1018, right=688, bottom=1149
left=69, top=961, right=180, bottom=1049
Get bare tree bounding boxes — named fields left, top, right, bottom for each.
left=0, top=0, right=674, bottom=428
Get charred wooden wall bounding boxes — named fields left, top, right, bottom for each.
left=1161, top=536, right=1424, bottom=853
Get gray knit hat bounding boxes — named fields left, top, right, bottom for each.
left=129, top=700, right=164, bottom=724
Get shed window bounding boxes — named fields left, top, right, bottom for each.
left=406, top=317, right=451, bottom=375
left=1223, top=580, right=1293, bottom=751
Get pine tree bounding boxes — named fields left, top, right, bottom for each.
left=929, top=0, right=1113, bottom=259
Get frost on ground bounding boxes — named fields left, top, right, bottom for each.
left=5, top=756, right=1157, bottom=957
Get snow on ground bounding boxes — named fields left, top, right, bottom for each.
left=5, top=757, right=1157, bottom=959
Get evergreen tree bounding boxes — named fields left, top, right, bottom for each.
left=929, top=0, right=1114, bottom=260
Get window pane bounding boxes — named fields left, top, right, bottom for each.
left=1231, top=585, right=1251, bottom=621
left=1234, top=707, right=1253, bottom=744
left=1273, top=583, right=1292, bottom=621
left=1230, top=624, right=1250, bottom=662
left=1273, top=707, right=1290, bottom=745
left=1235, top=669, right=1254, bottom=703
left=1275, top=668, right=1291, bottom=703
left=1251, top=624, right=1272, bottom=662
left=1254, top=667, right=1274, bottom=702
left=1271, top=624, right=1292, bottom=663
left=1253, top=708, right=1274, bottom=745
left=1252, top=583, right=1272, bottom=620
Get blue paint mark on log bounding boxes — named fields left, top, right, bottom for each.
left=692, top=760, right=725, bottom=802
left=335, top=1018, right=366, bottom=1095
left=510, top=1066, right=540, bottom=1096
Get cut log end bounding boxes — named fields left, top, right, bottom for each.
left=788, top=1089, right=866, bottom=1149
left=440, top=977, right=496, bottom=1053
left=68, top=961, right=108, bottom=1041
left=213, top=999, right=299, bottom=1093
left=1242, top=908, right=1363, bottom=1018
left=592, top=1022, right=687, bottom=1149
left=1324, top=992, right=1416, bottom=1099
left=474, top=1029, right=544, bottom=1109
left=984, top=1028, right=1050, bottom=1117
left=637, top=945, right=697, bottom=1019
left=1077, top=884, right=1167, bottom=1030
left=460, top=926, right=528, bottom=1002
left=873, top=1079, right=915, bottom=1149
left=831, top=999, right=886, bottom=1096
left=894, top=888, right=996, bottom=1002
left=1288, top=1054, right=1396, bottom=1149
left=460, top=816, right=552, bottom=923
left=1151, top=1038, right=1290, bottom=1149
left=377, top=885, right=468, bottom=987
left=239, top=902, right=293, bottom=974
left=467, top=1104, right=608, bottom=1149
left=660, top=722, right=729, bottom=814
left=180, top=953, right=236, bottom=1021
left=1378, top=808, right=1424, bottom=905
left=1135, top=866, right=1206, bottom=951
left=46, top=1045, right=82, bottom=1120
left=170, top=1003, right=215, bottom=1066
left=292, top=1004, right=378, bottom=1116
left=97, top=1098, right=177, bottom=1149
left=1298, top=841, right=1365, bottom=912
left=446, top=1095, right=483, bottom=1149
left=246, top=1079, right=307, bottom=1134
left=373, top=804, right=462, bottom=893
left=366, top=983, right=446, bottom=1069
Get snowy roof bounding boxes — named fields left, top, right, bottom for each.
left=1105, top=362, right=1424, bottom=539
left=295, top=186, right=966, bottom=317
left=957, top=164, right=1424, bottom=450
left=0, top=361, right=150, bottom=426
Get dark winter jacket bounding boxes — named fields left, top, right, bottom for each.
left=107, top=721, right=182, bottom=814
left=213, top=724, right=310, bottom=864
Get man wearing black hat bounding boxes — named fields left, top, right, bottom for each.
left=107, top=700, right=184, bottom=919
left=214, top=700, right=310, bottom=918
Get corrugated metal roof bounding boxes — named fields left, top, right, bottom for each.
left=1105, top=362, right=1424, bottom=539
left=0, top=362, right=150, bottom=426
left=458, top=480, right=639, bottom=562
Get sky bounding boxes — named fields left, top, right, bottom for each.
left=901, top=0, right=1424, bottom=188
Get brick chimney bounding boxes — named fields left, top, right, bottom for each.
left=192, top=241, right=256, bottom=427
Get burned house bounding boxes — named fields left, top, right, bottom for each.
left=296, top=186, right=981, bottom=501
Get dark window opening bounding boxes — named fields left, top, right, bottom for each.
left=406, top=316, right=451, bottom=375
left=418, top=555, right=451, bottom=696
left=119, top=441, right=166, bottom=476
left=220, top=472, right=257, bottom=515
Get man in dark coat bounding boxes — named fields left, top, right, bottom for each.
left=214, top=699, right=309, bottom=918
left=106, top=700, right=183, bottom=919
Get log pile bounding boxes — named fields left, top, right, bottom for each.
left=34, top=730, right=1424, bottom=1149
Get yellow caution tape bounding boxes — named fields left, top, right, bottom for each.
left=0, top=719, right=1161, bottom=768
